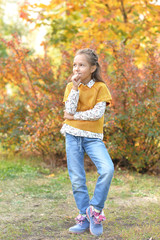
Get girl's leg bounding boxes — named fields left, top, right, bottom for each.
left=66, top=133, right=90, bottom=214
left=83, top=137, right=114, bottom=211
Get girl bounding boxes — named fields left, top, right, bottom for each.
left=60, top=48, right=114, bottom=237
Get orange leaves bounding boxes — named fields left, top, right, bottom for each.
left=46, top=173, right=55, bottom=178
left=20, top=0, right=160, bottom=44
left=0, top=33, right=66, bottom=159
left=19, top=0, right=160, bottom=64
left=19, top=9, right=29, bottom=20
left=103, top=44, right=160, bottom=173
left=19, top=1, right=31, bottom=22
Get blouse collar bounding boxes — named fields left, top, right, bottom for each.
left=80, top=79, right=95, bottom=88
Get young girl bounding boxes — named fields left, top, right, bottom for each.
left=60, top=48, right=114, bottom=237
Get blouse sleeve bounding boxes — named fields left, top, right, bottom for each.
left=74, top=102, right=106, bottom=121
left=65, top=89, right=79, bottom=115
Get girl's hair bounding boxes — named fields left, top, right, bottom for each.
left=75, top=48, right=105, bottom=83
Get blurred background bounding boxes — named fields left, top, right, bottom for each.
left=0, top=0, right=160, bottom=174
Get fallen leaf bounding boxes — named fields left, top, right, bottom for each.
left=46, top=173, right=55, bottom=178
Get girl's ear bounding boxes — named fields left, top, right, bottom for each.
left=91, top=65, right=97, bottom=73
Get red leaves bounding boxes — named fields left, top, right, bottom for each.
left=0, top=34, right=65, bottom=160
left=103, top=44, right=160, bottom=173
left=19, top=10, right=28, bottom=20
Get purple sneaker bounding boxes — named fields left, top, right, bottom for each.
left=69, top=214, right=89, bottom=234
left=86, top=206, right=106, bottom=236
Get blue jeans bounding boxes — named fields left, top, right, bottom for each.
left=66, top=133, right=114, bottom=214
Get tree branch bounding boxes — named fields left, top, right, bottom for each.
left=120, top=0, right=128, bottom=23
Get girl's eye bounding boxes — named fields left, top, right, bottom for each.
left=73, top=63, right=85, bottom=67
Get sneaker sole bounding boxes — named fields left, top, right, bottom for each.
left=69, top=229, right=89, bottom=234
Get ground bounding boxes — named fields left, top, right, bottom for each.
left=0, top=158, right=160, bottom=240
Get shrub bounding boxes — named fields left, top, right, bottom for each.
left=0, top=35, right=72, bottom=166
left=104, top=45, right=160, bottom=173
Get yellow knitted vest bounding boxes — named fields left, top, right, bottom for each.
left=63, top=81, right=112, bottom=134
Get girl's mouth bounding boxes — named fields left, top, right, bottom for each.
left=75, top=73, right=81, bottom=78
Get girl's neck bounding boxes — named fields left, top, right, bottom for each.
left=82, top=78, right=92, bottom=85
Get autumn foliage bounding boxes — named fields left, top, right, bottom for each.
left=0, top=34, right=159, bottom=172
left=0, top=35, right=70, bottom=166
left=20, top=0, right=160, bottom=63
left=103, top=43, right=160, bottom=172
left=0, top=0, right=160, bottom=172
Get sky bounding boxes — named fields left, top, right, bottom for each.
left=3, top=0, right=50, bottom=54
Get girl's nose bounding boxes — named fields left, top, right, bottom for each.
left=75, top=65, right=79, bottom=70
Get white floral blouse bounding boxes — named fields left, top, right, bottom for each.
left=60, top=80, right=106, bottom=140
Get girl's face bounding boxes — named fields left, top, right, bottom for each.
left=73, top=54, right=96, bottom=85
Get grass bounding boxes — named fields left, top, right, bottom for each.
left=0, top=156, right=160, bottom=240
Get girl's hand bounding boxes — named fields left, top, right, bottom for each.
left=63, top=110, right=74, bottom=120
left=71, top=73, right=81, bottom=91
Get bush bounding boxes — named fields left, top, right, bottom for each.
left=0, top=35, right=71, bottom=166
left=104, top=45, right=160, bottom=173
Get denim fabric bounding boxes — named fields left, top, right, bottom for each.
left=66, top=133, right=114, bottom=214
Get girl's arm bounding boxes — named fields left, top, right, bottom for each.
left=74, top=102, right=106, bottom=121
left=65, top=89, right=79, bottom=115
left=64, top=102, right=106, bottom=121
left=65, top=73, right=81, bottom=115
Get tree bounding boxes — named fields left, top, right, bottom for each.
left=20, top=0, right=160, bottom=63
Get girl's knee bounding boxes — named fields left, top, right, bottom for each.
left=100, top=164, right=114, bottom=177
left=70, top=175, right=86, bottom=191
left=107, top=165, right=114, bottom=177
left=109, top=165, right=114, bottom=177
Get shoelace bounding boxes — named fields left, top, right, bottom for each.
left=91, top=209, right=106, bottom=224
left=75, top=214, right=86, bottom=225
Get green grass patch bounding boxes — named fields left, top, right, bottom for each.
left=0, top=157, right=160, bottom=239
